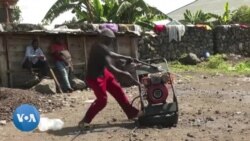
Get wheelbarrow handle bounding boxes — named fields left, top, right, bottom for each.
left=134, top=59, right=159, bottom=70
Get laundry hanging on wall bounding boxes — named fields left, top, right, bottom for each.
left=166, top=20, right=185, bottom=42
left=153, top=20, right=186, bottom=42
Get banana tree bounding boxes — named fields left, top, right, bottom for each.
left=42, top=0, right=105, bottom=24
left=42, top=0, right=77, bottom=24
left=183, top=9, right=212, bottom=24
left=116, top=0, right=166, bottom=23
left=208, top=2, right=232, bottom=25
left=42, top=0, right=167, bottom=25
left=232, top=5, right=250, bottom=24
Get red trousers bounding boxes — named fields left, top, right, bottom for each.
left=84, top=68, right=139, bottom=123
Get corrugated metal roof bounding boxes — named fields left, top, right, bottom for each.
left=167, top=0, right=250, bottom=20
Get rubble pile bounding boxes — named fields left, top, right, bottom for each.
left=0, top=88, right=63, bottom=121
left=2, top=23, right=44, bottom=32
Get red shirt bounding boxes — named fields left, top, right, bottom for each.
left=50, top=43, right=66, bottom=61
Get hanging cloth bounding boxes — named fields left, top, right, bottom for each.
left=166, top=20, right=186, bottom=42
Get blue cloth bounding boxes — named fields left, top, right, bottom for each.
left=55, top=61, right=72, bottom=91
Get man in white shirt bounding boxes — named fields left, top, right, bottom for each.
left=22, top=39, right=49, bottom=78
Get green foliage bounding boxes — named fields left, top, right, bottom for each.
left=206, top=55, right=230, bottom=70
left=170, top=55, right=250, bottom=75
left=232, top=5, right=250, bottom=24
left=182, top=2, right=235, bottom=26
left=62, top=17, right=78, bottom=24
left=93, top=0, right=104, bottom=22
left=208, top=2, right=232, bottom=25
left=11, top=6, right=22, bottom=23
left=42, top=0, right=76, bottom=24
left=233, top=61, right=250, bottom=72
left=136, top=9, right=167, bottom=30
left=170, top=61, right=195, bottom=72
left=183, top=10, right=212, bottom=24
left=42, top=0, right=167, bottom=25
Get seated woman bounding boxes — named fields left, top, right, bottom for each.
left=22, top=39, right=49, bottom=79
left=50, top=36, right=74, bottom=93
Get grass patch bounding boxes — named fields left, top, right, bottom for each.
left=168, top=55, right=250, bottom=75
left=206, top=55, right=230, bottom=70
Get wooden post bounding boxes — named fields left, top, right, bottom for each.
left=0, top=36, right=8, bottom=86
left=3, top=35, right=11, bottom=87
left=131, top=37, right=139, bottom=58
left=83, top=36, right=88, bottom=69
left=129, top=36, right=134, bottom=58
left=79, top=36, right=86, bottom=72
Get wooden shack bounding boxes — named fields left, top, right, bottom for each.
left=0, top=30, right=140, bottom=88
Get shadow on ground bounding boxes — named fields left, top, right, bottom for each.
left=47, top=121, right=136, bottom=137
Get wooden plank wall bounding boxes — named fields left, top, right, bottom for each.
left=0, top=34, right=138, bottom=88
left=117, top=36, right=133, bottom=56
left=38, top=35, right=55, bottom=65
left=6, top=35, right=34, bottom=87
left=66, top=35, right=86, bottom=78
left=0, top=36, right=7, bottom=86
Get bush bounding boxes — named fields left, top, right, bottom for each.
left=234, top=61, right=250, bottom=72
left=206, top=55, right=230, bottom=69
left=232, top=5, right=250, bottom=24
left=170, top=55, right=249, bottom=75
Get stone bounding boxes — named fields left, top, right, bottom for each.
left=31, top=79, right=56, bottom=94
left=187, top=133, right=195, bottom=138
left=197, top=110, right=202, bottom=115
left=23, top=75, right=40, bottom=88
left=70, top=77, right=87, bottom=90
left=214, top=110, right=220, bottom=114
left=0, top=120, right=7, bottom=125
left=70, top=105, right=75, bottom=108
left=179, top=53, right=201, bottom=65
left=112, top=118, right=117, bottom=122
left=206, top=116, right=214, bottom=121
left=132, top=133, right=137, bottom=137
left=13, top=24, right=44, bottom=31
left=203, top=75, right=208, bottom=79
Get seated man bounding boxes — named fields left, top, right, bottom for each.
left=50, top=36, right=74, bottom=93
left=22, top=39, right=49, bottom=79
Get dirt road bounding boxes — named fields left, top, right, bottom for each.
left=0, top=72, right=250, bottom=141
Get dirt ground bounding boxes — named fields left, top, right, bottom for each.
left=0, top=88, right=64, bottom=121
left=0, top=72, right=250, bottom=141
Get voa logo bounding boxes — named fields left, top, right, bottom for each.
left=13, top=104, right=40, bottom=132
left=16, top=113, right=37, bottom=123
